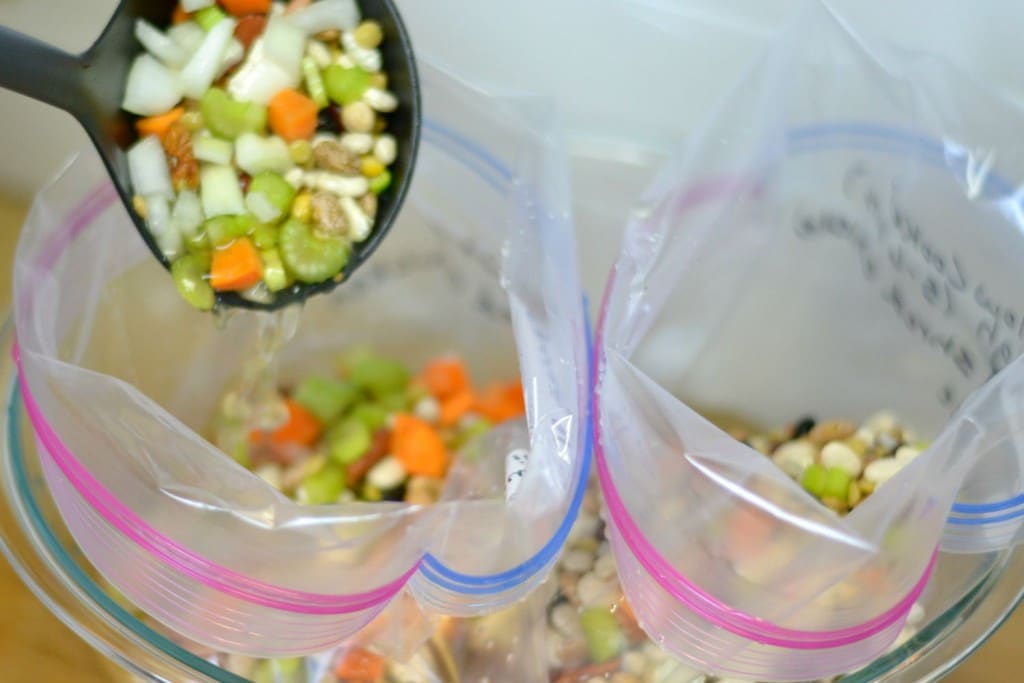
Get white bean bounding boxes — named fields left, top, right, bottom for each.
left=363, top=87, right=398, bottom=112
left=374, top=134, right=397, bottom=165
left=550, top=603, right=583, bottom=638
left=341, top=30, right=382, bottom=71
left=864, top=457, right=905, bottom=486
left=413, top=396, right=440, bottom=422
left=577, top=572, right=618, bottom=608
left=820, top=441, right=863, bottom=477
left=340, top=196, right=371, bottom=241
left=340, top=132, right=374, bottom=154
left=560, top=549, right=595, bottom=574
left=772, top=440, right=816, bottom=479
left=367, top=455, right=406, bottom=491
left=593, top=551, right=617, bottom=581
left=895, top=445, right=922, bottom=463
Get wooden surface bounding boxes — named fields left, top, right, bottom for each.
left=0, top=195, right=1021, bottom=682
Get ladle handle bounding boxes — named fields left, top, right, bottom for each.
left=0, top=26, right=84, bottom=115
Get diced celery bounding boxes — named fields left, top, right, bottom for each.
left=194, top=5, right=227, bottom=31
left=302, top=56, right=328, bottom=108
left=298, top=464, right=346, bottom=505
left=369, top=168, right=391, bottom=195
left=235, top=133, right=292, bottom=175
left=171, top=253, right=215, bottom=311
left=204, top=214, right=254, bottom=246
left=260, top=248, right=291, bottom=292
left=294, top=375, right=358, bottom=423
left=184, top=227, right=210, bottom=253
left=376, top=392, right=408, bottom=413
left=245, top=191, right=282, bottom=223
left=323, top=64, right=370, bottom=105
left=200, top=87, right=268, bottom=140
left=192, top=134, right=233, bottom=165
left=348, top=354, right=410, bottom=398
left=199, top=164, right=246, bottom=217
left=251, top=223, right=280, bottom=250
left=349, top=403, right=389, bottom=432
left=248, top=171, right=296, bottom=215
left=328, top=418, right=373, bottom=465
left=453, top=417, right=493, bottom=453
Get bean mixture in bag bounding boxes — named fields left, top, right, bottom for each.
left=200, top=415, right=928, bottom=683
left=123, top=0, right=401, bottom=308
left=223, top=348, right=525, bottom=505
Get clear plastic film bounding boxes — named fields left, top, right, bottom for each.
left=594, top=1, right=1024, bottom=680
left=12, top=61, right=589, bottom=657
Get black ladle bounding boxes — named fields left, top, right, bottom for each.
left=0, top=0, right=420, bottom=311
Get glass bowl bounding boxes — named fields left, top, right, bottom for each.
left=0, top=313, right=1023, bottom=683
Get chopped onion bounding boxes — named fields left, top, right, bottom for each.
left=200, top=165, right=246, bottom=218
left=145, top=195, right=172, bottom=235
left=288, top=0, right=360, bottom=34
left=127, top=136, right=174, bottom=198
left=235, top=133, right=292, bottom=175
left=121, top=54, right=184, bottom=117
left=180, top=17, right=237, bottom=99
left=181, top=0, right=215, bottom=10
left=262, top=16, right=307, bottom=79
left=216, top=38, right=245, bottom=79
left=227, top=38, right=297, bottom=105
left=146, top=195, right=183, bottom=258
left=167, top=21, right=205, bottom=55
left=134, top=19, right=188, bottom=68
left=171, top=189, right=204, bottom=237
left=193, top=135, right=234, bottom=165
left=145, top=195, right=183, bottom=258
left=246, top=191, right=283, bottom=223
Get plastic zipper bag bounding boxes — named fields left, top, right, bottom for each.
left=594, top=2, right=1024, bottom=679
left=13, top=60, right=589, bottom=657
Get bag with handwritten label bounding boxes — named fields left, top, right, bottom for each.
left=13, top=62, right=590, bottom=657
left=594, top=2, right=1024, bottom=681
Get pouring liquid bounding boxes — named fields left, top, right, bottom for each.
left=213, top=306, right=302, bottom=463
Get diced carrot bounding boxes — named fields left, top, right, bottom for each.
left=210, top=237, right=263, bottom=291
left=264, top=399, right=322, bottom=447
left=267, top=88, right=319, bottom=142
left=233, top=14, right=267, bottom=49
left=135, top=107, right=185, bottom=139
left=391, top=413, right=447, bottom=478
left=171, top=3, right=191, bottom=24
left=420, top=357, right=469, bottom=400
left=334, top=647, right=386, bottom=683
left=474, top=380, right=526, bottom=423
left=439, top=389, right=475, bottom=427
left=218, top=0, right=272, bottom=16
